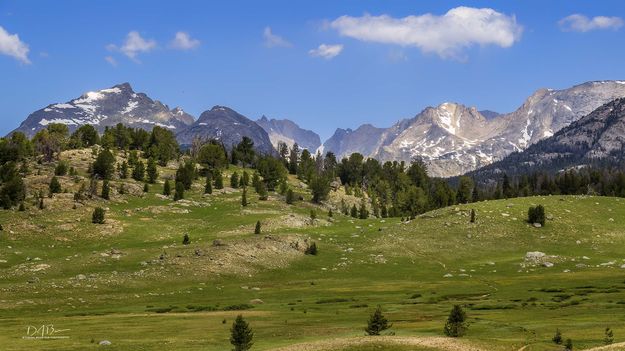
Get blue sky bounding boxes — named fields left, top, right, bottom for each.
left=1, top=0, right=624, bottom=139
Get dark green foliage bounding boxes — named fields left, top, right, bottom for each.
left=146, top=158, right=158, bottom=183
left=310, top=209, right=317, bottom=220
left=49, top=176, right=62, bottom=194
left=182, top=233, right=190, bottom=245
left=145, top=126, right=179, bottom=166
left=470, top=209, right=476, bottom=223
left=230, top=315, right=253, bottom=351
left=143, top=183, right=149, bottom=193
left=92, top=207, right=105, bottom=224
left=204, top=175, right=213, bottom=194
left=305, top=242, right=318, bottom=255
left=38, top=197, right=45, bottom=210
left=119, top=161, right=129, bottom=179
left=0, top=162, right=26, bottom=209
left=214, top=171, right=224, bottom=189
left=163, top=179, right=171, bottom=196
left=174, top=181, right=184, bottom=201
left=328, top=209, right=333, bottom=217
left=197, top=142, right=228, bottom=170
left=175, top=160, right=196, bottom=190
left=32, top=124, right=68, bottom=161
left=0, top=132, right=33, bottom=164
left=231, top=172, right=239, bottom=188
left=604, top=327, right=614, bottom=345
left=234, top=137, right=256, bottom=167
left=359, top=199, right=368, bottom=219
left=310, top=175, right=330, bottom=203
left=241, top=187, right=248, bottom=207
left=18, top=202, right=25, bottom=211
left=254, top=221, right=261, bottom=234
left=350, top=204, right=358, bottom=218
left=92, top=149, right=116, bottom=179
left=69, top=124, right=99, bottom=148
left=241, top=171, right=250, bottom=187
left=528, top=205, right=546, bottom=226
left=552, top=329, right=563, bottom=345
left=456, top=176, right=474, bottom=204
left=256, top=156, right=287, bottom=191
left=252, top=172, right=261, bottom=192
left=258, top=182, right=268, bottom=200
left=54, top=161, right=69, bottom=176
left=132, top=160, right=145, bottom=182
left=285, top=189, right=294, bottom=204
left=278, top=178, right=287, bottom=195
left=444, top=305, right=467, bottom=337
left=564, top=338, right=573, bottom=351
left=365, top=305, right=392, bottom=336
left=101, top=180, right=110, bottom=199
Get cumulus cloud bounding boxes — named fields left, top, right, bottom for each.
left=108, top=31, right=157, bottom=61
left=0, top=25, right=30, bottom=64
left=309, top=44, right=343, bottom=59
left=169, top=31, right=201, bottom=50
left=104, top=55, right=117, bottom=66
left=559, top=14, right=624, bottom=32
left=329, top=7, right=523, bottom=59
left=263, top=27, right=291, bottom=48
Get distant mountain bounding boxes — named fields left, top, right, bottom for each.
left=11, top=83, right=194, bottom=137
left=321, top=81, right=625, bottom=177
left=471, top=97, right=625, bottom=180
left=176, top=106, right=274, bottom=154
left=479, top=110, right=501, bottom=119
left=256, top=116, right=321, bottom=151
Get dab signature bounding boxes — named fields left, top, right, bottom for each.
left=23, top=324, right=70, bottom=339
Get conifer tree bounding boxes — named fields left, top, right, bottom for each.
left=359, top=199, right=368, bottom=219
left=365, top=305, right=392, bottom=336
left=305, top=242, right=318, bottom=255
left=230, top=315, right=253, bottom=351
left=143, top=183, right=149, bottom=193
left=231, top=172, right=239, bottom=188
left=49, top=176, right=62, bottom=194
left=182, top=233, right=190, bottom=245
left=214, top=171, right=224, bottom=189
left=604, top=327, right=614, bottom=345
left=252, top=172, right=261, bottom=192
left=286, top=189, right=294, bottom=204
left=564, top=338, right=573, bottom=351
left=241, top=170, right=250, bottom=187
left=254, top=221, right=261, bottom=234
left=470, top=209, right=476, bottom=223
left=204, top=174, right=213, bottom=194
left=119, top=161, right=129, bottom=179
left=163, top=179, right=171, bottom=196
left=92, top=207, right=105, bottom=224
left=552, top=329, right=563, bottom=345
left=444, top=305, right=468, bottom=337
left=101, top=179, right=110, bottom=199
left=258, top=182, right=268, bottom=200
left=132, top=160, right=145, bottom=182
left=146, top=158, right=158, bottom=183
left=174, top=181, right=184, bottom=201
left=241, top=187, right=248, bottom=207
left=350, top=204, right=358, bottom=218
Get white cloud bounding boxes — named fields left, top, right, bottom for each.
left=169, top=31, right=200, bottom=50
left=104, top=55, right=117, bottom=66
left=309, top=44, right=343, bottom=59
left=0, top=25, right=30, bottom=64
left=559, top=14, right=624, bottom=32
left=263, top=27, right=291, bottom=48
left=108, top=31, right=157, bottom=61
left=329, top=7, right=523, bottom=59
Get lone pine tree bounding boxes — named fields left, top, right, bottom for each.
left=230, top=315, right=253, bottom=351
left=365, top=305, right=392, bottom=336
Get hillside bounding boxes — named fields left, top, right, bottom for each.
left=1, top=149, right=625, bottom=350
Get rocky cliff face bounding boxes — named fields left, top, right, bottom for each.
left=321, top=81, right=625, bottom=177
left=256, top=116, right=321, bottom=151
left=176, top=106, right=274, bottom=154
left=11, top=83, right=194, bottom=137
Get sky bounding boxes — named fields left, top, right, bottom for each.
left=1, top=0, right=624, bottom=139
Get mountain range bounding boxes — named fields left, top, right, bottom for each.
left=8, top=80, right=625, bottom=178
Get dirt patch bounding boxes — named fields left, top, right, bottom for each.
left=269, top=336, right=488, bottom=351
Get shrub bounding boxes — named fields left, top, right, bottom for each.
left=310, top=209, right=317, bottom=221
left=204, top=174, right=213, bottom=194
left=18, top=202, right=25, bottom=211
left=350, top=204, right=358, bottom=218
left=49, top=176, right=62, bottom=194
left=230, top=315, right=254, bottom=351
left=470, top=209, right=476, bottom=223
left=146, top=158, right=158, bottom=183
left=54, top=161, right=68, bottom=176
left=258, top=182, right=268, bottom=200
left=174, top=181, right=184, bottom=201
left=444, top=305, right=467, bottom=337
left=552, top=329, right=563, bottom=345
left=564, top=338, right=573, bottom=351
left=528, top=205, right=545, bottom=226
left=163, top=179, right=171, bottom=196
left=328, top=209, right=333, bottom=217
left=254, top=221, right=261, bottom=234
left=92, top=207, right=105, bottom=224
left=241, top=188, right=248, bottom=207
left=143, top=183, right=149, bottom=193
left=182, top=233, right=190, bottom=245
left=365, top=305, right=392, bottom=336
left=286, top=189, right=294, bottom=204
left=231, top=172, right=239, bottom=188
left=101, top=180, right=110, bottom=199
left=305, top=242, right=318, bottom=255
left=605, top=327, right=614, bottom=345
left=214, top=171, right=224, bottom=189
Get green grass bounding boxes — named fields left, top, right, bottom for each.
left=2, top=162, right=625, bottom=350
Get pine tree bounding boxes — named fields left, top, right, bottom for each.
left=350, top=204, right=358, bottom=218
left=252, top=172, right=261, bottom=192
left=92, top=207, right=105, bottom=224
left=231, top=172, right=239, bottom=188
left=286, top=189, right=294, bottom=204
left=241, top=170, right=250, bottom=187
left=230, top=315, right=253, bottom=351
left=49, top=176, right=62, bottom=194
left=258, top=182, right=268, bottom=201
left=132, top=160, right=145, bottom=182
left=564, top=338, right=573, bottom=351
left=204, top=175, right=213, bottom=194
left=146, top=158, right=158, bottom=183
left=143, top=183, right=149, bottom=193
left=214, top=171, right=224, bottom=189
left=305, top=242, right=318, bottom=255
left=119, top=161, right=129, bottom=179
left=254, top=221, right=261, bottom=234
left=174, top=181, right=184, bottom=201
left=278, top=178, right=287, bottom=195
left=552, top=329, right=563, bottom=345
left=101, top=180, right=110, bottom=199
left=310, top=209, right=317, bottom=221
left=470, top=209, right=476, bottom=223
left=241, top=187, right=248, bottom=207
left=359, top=199, right=368, bottom=219
left=163, top=179, right=171, bottom=196
left=365, top=305, right=392, bottom=336
left=18, top=202, right=25, bottom=211
left=604, top=327, right=614, bottom=345
left=444, top=305, right=467, bottom=337
left=182, top=233, right=190, bottom=245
